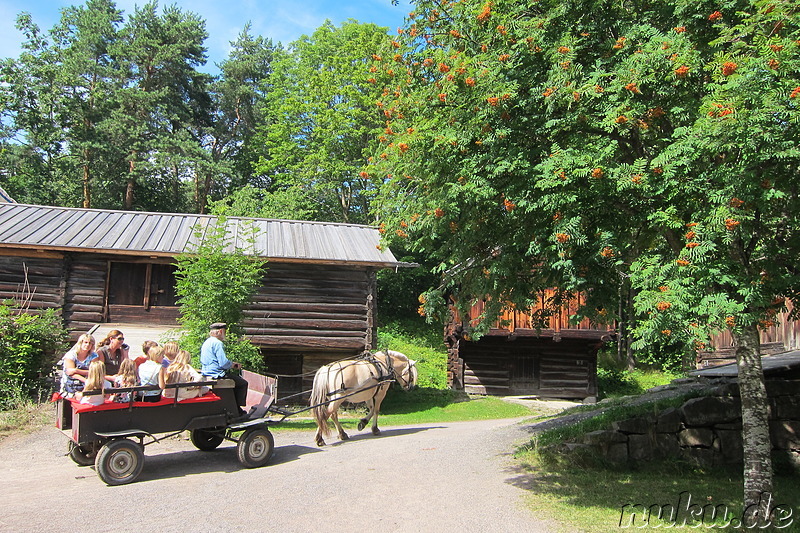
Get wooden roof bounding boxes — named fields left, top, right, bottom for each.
left=0, top=203, right=412, bottom=268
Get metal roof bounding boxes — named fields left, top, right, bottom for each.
left=0, top=203, right=414, bottom=268
left=0, top=186, right=15, bottom=203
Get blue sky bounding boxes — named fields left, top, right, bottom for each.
left=0, top=0, right=413, bottom=72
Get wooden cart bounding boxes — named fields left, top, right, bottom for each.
left=55, top=370, right=278, bottom=485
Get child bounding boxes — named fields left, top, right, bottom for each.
left=160, top=349, right=209, bottom=400
left=78, top=360, right=113, bottom=405
left=161, top=340, right=180, bottom=369
left=138, top=346, right=164, bottom=402
left=114, top=358, right=138, bottom=403
left=134, top=340, right=159, bottom=368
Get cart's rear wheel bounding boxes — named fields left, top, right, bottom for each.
left=68, top=441, right=98, bottom=466
left=95, top=439, right=144, bottom=486
left=236, top=428, right=274, bottom=468
left=190, top=428, right=224, bottom=451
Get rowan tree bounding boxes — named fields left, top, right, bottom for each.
left=370, top=0, right=800, bottom=513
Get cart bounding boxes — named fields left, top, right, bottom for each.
left=55, top=370, right=279, bottom=485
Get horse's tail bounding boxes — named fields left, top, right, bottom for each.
left=310, top=366, right=331, bottom=437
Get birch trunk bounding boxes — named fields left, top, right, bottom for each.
left=732, top=323, right=773, bottom=520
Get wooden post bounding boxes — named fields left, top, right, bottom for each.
left=365, top=269, right=377, bottom=351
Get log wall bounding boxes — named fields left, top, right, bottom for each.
left=1, top=250, right=381, bottom=398
left=62, top=256, right=107, bottom=334
left=0, top=254, right=67, bottom=314
left=243, top=263, right=376, bottom=354
left=458, top=336, right=599, bottom=399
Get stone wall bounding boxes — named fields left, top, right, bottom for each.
left=563, top=379, right=800, bottom=469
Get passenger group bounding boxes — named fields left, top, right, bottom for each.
left=61, top=331, right=206, bottom=405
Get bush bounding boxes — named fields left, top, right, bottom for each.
left=174, top=217, right=266, bottom=372
left=377, top=318, right=448, bottom=389
left=0, top=301, right=67, bottom=409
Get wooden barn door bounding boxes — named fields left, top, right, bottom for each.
left=509, top=352, right=537, bottom=395
left=106, top=262, right=179, bottom=324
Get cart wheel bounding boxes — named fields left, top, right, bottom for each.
left=95, top=439, right=144, bottom=486
left=190, top=428, right=224, bottom=451
left=236, top=428, right=274, bottom=468
left=68, top=441, right=98, bottom=466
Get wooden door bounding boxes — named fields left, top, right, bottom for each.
left=107, top=262, right=179, bottom=323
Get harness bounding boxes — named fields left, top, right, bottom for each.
left=328, top=352, right=394, bottom=398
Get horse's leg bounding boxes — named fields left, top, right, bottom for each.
left=329, top=400, right=349, bottom=441
left=358, top=397, right=375, bottom=431
left=370, top=385, right=390, bottom=436
left=314, top=425, right=326, bottom=447
left=314, top=403, right=332, bottom=446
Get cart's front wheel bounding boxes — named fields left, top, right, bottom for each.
left=236, top=428, right=274, bottom=468
left=190, top=428, right=224, bottom=451
left=68, top=441, right=99, bottom=466
left=95, top=439, right=144, bottom=485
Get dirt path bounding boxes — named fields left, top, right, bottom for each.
left=0, top=417, right=554, bottom=533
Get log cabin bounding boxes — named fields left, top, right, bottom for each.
left=446, top=290, right=614, bottom=401
left=0, top=203, right=413, bottom=395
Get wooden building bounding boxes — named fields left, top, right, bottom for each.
left=0, top=203, right=412, bottom=394
left=446, top=291, right=614, bottom=400
left=698, top=304, right=800, bottom=368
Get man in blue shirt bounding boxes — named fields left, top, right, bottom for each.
left=200, top=323, right=249, bottom=416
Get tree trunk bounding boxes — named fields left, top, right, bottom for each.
left=731, top=323, right=773, bottom=521
left=617, top=276, right=636, bottom=370
left=82, top=148, right=91, bottom=209
left=125, top=158, right=135, bottom=210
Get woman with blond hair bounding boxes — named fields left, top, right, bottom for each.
left=62, top=334, right=101, bottom=396
left=159, top=350, right=208, bottom=400
left=77, top=360, right=112, bottom=405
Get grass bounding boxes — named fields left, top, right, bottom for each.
left=597, top=366, right=683, bottom=399
left=514, top=452, right=800, bottom=532
left=516, top=371, right=800, bottom=532
left=270, top=318, right=539, bottom=431
left=270, top=391, right=535, bottom=432
left=0, top=399, right=51, bottom=441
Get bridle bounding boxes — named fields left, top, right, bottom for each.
left=395, top=360, right=417, bottom=390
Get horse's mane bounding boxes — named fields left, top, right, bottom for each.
left=374, top=350, right=409, bottom=362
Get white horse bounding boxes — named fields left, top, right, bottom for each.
left=310, top=350, right=417, bottom=446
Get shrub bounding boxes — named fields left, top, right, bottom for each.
left=174, top=217, right=266, bottom=372
left=377, top=318, right=448, bottom=389
left=0, top=301, right=67, bottom=409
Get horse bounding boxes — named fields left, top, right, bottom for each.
left=309, top=350, right=417, bottom=446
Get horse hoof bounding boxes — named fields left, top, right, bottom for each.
left=340, top=432, right=350, bottom=441
left=357, top=419, right=367, bottom=431
left=372, top=427, right=381, bottom=436
left=316, top=438, right=326, bottom=447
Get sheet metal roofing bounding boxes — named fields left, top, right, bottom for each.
left=0, top=186, right=14, bottom=203
left=0, top=203, right=412, bottom=268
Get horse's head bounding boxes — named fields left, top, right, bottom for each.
left=377, top=350, right=417, bottom=391
left=402, top=359, right=418, bottom=391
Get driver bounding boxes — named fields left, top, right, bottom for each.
left=200, top=323, right=249, bottom=417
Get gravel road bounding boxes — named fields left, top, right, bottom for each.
left=0, top=417, right=555, bottom=533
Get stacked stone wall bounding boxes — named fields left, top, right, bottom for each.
left=564, top=379, right=800, bottom=469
